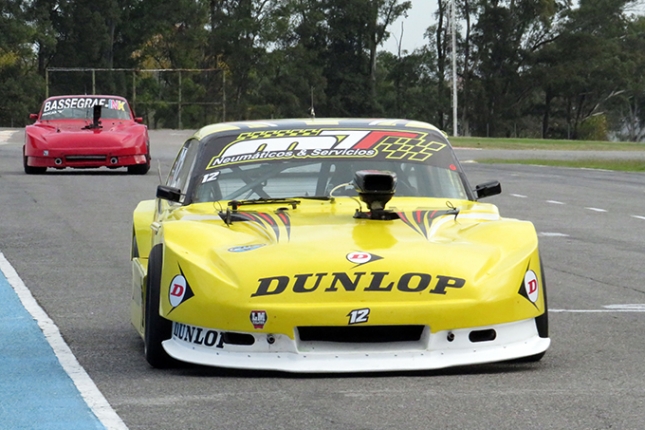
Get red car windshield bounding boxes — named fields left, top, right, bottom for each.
left=40, top=97, right=132, bottom=120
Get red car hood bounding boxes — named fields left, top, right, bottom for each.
left=28, top=119, right=145, bottom=149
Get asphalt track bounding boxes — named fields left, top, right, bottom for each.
left=2, top=127, right=645, bottom=429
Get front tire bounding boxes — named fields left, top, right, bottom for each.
left=534, top=255, right=549, bottom=339
left=23, top=147, right=46, bottom=174
left=128, top=146, right=151, bottom=175
left=144, top=244, right=176, bottom=368
left=128, top=161, right=150, bottom=175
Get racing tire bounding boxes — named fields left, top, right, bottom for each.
left=128, top=147, right=151, bottom=175
left=23, top=148, right=46, bottom=174
left=144, top=244, right=176, bottom=368
left=534, top=255, right=549, bottom=339
left=127, top=162, right=150, bottom=175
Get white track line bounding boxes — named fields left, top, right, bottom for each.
left=552, top=304, right=645, bottom=313
left=538, top=232, right=569, bottom=237
left=551, top=309, right=645, bottom=313
left=0, top=252, right=128, bottom=430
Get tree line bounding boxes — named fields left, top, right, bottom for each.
left=1, top=0, right=644, bottom=140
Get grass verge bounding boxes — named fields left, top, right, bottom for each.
left=450, top=136, right=645, bottom=151
left=477, top=158, right=645, bottom=172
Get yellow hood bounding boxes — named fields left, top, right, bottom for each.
left=160, top=198, right=537, bottom=307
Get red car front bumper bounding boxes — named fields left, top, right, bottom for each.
left=26, top=151, right=148, bottom=169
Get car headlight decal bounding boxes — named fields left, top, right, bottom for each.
left=519, top=269, right=539, bottom=305
left=168, top=270, right=195, bottom=310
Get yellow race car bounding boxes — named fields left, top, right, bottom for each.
left=130, top=118, right=550, bottom=372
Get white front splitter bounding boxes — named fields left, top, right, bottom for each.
left=162, top=318, right=550, bottom=373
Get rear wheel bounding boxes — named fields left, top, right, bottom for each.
left=144, top=244, right=176, bottom=368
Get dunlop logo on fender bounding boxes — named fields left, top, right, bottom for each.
left=251, top=272, right=465, bottom=297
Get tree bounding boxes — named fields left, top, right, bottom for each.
left=0, top=0, right=45, bottom=125
left=427, top=0, right=451, bottom=131
left=365, top=0, right=411, bottom=102
left=376, top=48, right=440, bottom=123
left=538, top=0, right=632, bottom=138
left=608, top=15, right=645, bottom=141
left=129, top=0, right=211, bottom=128
left=466, top=0, right=562, bottom=137
left=207, top=0, right=282, bottom=119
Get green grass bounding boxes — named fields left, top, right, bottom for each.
left=476, top=158, right=645, bottom=172
left=450, top=136, right=645, bottom=151
left=448, top=136, right=645, bottom=171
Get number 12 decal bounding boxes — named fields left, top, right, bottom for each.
left=348, top=308, right=370, bottom=324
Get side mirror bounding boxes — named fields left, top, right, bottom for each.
left=475, top=181, right=502, bottom=199
left=134, top=117, right=144, bottom=124
left=156, top=185, right=182, bottom=203
left=29, top=113, right=38, bottom=120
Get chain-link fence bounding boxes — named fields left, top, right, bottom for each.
left=45, top=68, right=225, bottom=129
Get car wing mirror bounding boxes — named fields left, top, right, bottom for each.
left=156, top=185, right=182, bottom=203
left=134, top=117, right=144, bottom=124
left=474, top=181, right=502, bottom=199
left=29, top=113, right=38, bottom=120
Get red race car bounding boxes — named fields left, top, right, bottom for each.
left=23, top=95, right=150, bottom=174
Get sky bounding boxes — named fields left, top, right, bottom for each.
left=383, top=0, right=431, bottom=54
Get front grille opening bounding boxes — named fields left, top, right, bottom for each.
left=66, top=155, right=107, bottom=161
left=469, top=329, right=497, bottom=343
left=222, top=332, right=255, bottom=346
left=298, top=325, right=424, bottom=343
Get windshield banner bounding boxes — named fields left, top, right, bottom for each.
left=207, top=129, right=447, bottom=168
left=42, top=98, right=126, bottom=116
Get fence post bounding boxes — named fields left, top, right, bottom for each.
left=132, top=71, right=136, bottom=111
left=178, top=70, right=182, bottom=129
left=92, top=69, right=96, bottom=94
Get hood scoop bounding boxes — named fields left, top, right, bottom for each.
left=82, top=104, right=102, bottom=130
left=352, top=170, right=400, bottom=221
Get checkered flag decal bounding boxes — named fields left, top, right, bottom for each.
left=377, top=137, right=446, bottom=162
left=238, top=129, right=322, bottom=140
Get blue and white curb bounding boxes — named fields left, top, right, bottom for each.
left=0, top=252, right=127, bottom=429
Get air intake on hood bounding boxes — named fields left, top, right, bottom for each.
left=352, top=170, right=400, bottom=220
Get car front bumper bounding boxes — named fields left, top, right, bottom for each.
left=27, top=153, right=148, bottom=169
left=162, top=318, right=550, bottom=373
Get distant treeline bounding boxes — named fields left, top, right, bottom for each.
left=1, top=0, right=645, bottom=140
